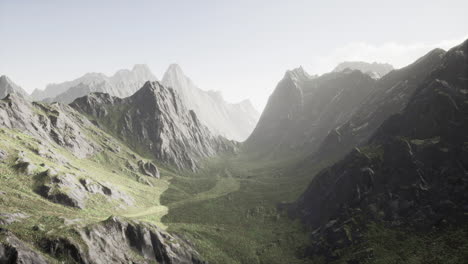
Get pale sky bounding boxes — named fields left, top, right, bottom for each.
left=1, top=0, right=467, bottom=111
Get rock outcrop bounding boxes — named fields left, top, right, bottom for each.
left=245, top=66, right=376, bottom=159
left=314, top=48, right=446, bottom=163
left=34, top=170, right=134, bottom=209
left=0, top=94, right=99, bottom=158
left=162, top=64, right=259, bottom=141
left=1, top=217, right=206, bottom=264
left=71, top=81, right=237, bottom=171
left=0, top=231, right=48, bottom=264
left=293, top=39, right=468, bottom=261
left=138, top=160, right=160, bottom=179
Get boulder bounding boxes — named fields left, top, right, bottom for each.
left=138, top=160, right=160, bottom=179
left=0, top=231, right=48, bottom=264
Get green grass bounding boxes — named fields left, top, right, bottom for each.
left=322, top=223, right=468, bottom=264
left=159, top=154, right=328, bottom=264
left=0, top=126, right=175, bottom=261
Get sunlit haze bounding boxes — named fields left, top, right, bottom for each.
left=1, top=0, right=467, bottom=111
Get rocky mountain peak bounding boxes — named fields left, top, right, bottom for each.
left=132, top=63, right=152, bottom=73
left=165, top=63, right=185, bottom=76
left=284, top=66, right=310, bottom=84
left=161, top=64, right=260, bottom=141
left=333, top=61, right=394, bottom=78
left=71, top=81, right=237, bottom=170
left=0, top=75, right=29, bottom=99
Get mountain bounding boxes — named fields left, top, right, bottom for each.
left=71, top=81, right=237, bottom=171
left=0, top=80, right=224, bottom=262
left=293, top=39, right=468, bottom=262
left=244, top=66, right=376, bottom=159
left=314, top=48, right=446, bottom=163
left=31, top=64, right=157, bottom=103
left=0, top=75, right=30, bottom=99
left=333, top=61, right=394, bottom=78
left=161, top=64, right=259, bottom=141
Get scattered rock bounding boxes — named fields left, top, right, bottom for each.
left=138, top=160, right=160, bottom=179
left=0, top=149, right=7, bottom=160
left=0, top=231, right=48, bottom=264
left=36, top=172, right=134, bottom=209
left=0, top=212, right=29, bottom=225
left=14, top=154, right=37, bottom=176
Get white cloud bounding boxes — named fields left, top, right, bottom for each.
left=311, top=36, right=468, bottom=74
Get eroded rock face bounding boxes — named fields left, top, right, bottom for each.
left=31, top=216, right=206, bottom=264
left=35, top=171, right=134, bottom=209
left=245, top=67, right=375, bottom=158
left=161, top=64, right=259, bottom=141
left=314, top=48, right=446, bottom=163
left=0, top=94, right=99, bottom=158
left=0, top=75, right=30, bottom=100
left=78, top=217, right=206, bottom=264
left=293, top=39, right=468, bottom=261
left=0, top=231, right=48, bottom=264
left=0, top=149, right=7, bottom=161
left=138, top=160, right=160, bottom=178
left=71, top=81, right=237, bottom=171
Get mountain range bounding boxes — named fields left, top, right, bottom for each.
left=1, top=38, right=467, bottom=263
left=26, top=64, right=260, bottom=142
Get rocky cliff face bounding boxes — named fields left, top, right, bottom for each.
left=333, top=61, right=394, bottom=78
left=0, top=94, right=98, bottom=158
left=245, top=66, right=376, bottom=159
left=293, top=39, right=468, bottom=261
left=0, top=75, right=30, bottom=100
left=71, top=81, right=237, bottom=171
left=31, top=64, right=157, bottom=103
left=161, top=64, right=259, bottom=141
left=314, top=48, right=446, bottom=163
left=1, top=217, right=206, bottom=264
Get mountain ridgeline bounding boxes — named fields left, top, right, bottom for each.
left=161, top=64, right=259, bottom=141
left=292, top=39, right=468, bottom=262
left=71, top=81, right=237, bottom=171
left=31, top=64, right=158, bottom=103
left=28, top=64, right=259, bottom=142
left=244, top=66, right=377, bottom=159
left=1, top=38, right=468, bottom=264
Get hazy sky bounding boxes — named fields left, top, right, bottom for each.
left=1, top=0, right=467, bottom=111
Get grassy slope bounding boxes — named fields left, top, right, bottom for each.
left=160, top=154, right=329, bottom=264
left=1, top=119, right=467, bottom=263
left=0, top=125, right=174, bottom=262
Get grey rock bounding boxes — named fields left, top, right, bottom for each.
left=0, top=149, right=7, bottom=160
left=138, top=160, right=160, bottom=178
left=71, top=81, right=237, bottom=171
left=245, top=66, right=375, bottom=159
left=0, top=232, right=48, bottom=264
left=0, top=212, right=29, bottom=225
left=36, top=172, right=134, bottom=209
left=315, top=48, right=446, bottom=163
left=31, top=64, right=157, bottom=103
left=0, top=75, right=30, bottom=100
left=0, top=94, right=100, bottom=158
left=162, top=64, right=259, bottom=141
left=293, top=38, right=468, bottom=261
left=14, top=154, right=37, bottom=175
left=38, top=216, right=205, bottom=264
